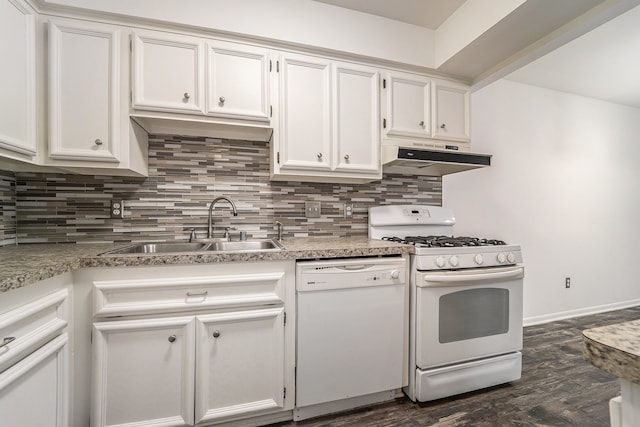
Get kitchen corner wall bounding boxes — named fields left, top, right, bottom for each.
left=7, top=135, right=441, bottom=244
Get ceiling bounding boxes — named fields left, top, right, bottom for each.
left=506, top=3, right=640, bottom=109
left=312, top=0, right=640, bottom=109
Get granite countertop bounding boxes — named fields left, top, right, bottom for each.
left=0, top=237, right=413, bottom=293
left=583, top=319, right=640, bottom=384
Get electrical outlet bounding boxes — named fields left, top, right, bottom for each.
left=344, top=203, right=353, bottom=219
left=110, top=200, right=124, bottom=219
left=305, top=201, right=321, bottom=218
left=565, top=277, right=571, bottom=288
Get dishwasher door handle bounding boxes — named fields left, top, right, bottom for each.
left=340, top=264, right=369, bottom=271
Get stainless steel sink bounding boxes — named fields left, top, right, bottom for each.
left=100, top=239, right=282, bottom=255
left=203, top=240, right=281, bottom=252
left=101, top=242, right=209, bottom=254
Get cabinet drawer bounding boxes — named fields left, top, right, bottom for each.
left=93, top=272, right=286, bottom=318
left=0, top=289, right=68, bottom=373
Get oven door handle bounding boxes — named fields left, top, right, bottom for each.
left=418, top=266, right=524, bottom=286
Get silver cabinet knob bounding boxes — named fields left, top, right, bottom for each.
left=344, top=154, right=350, bottom=160
left=212, top=330, right=221, bottom=338
left=94, top=139, right=103, bottom=146
left=219, top=96, right=225, bottom=104
left=183, top=92, right=190, bottom=100
left=317, top=153, right=323, bottom=159
left=440, top=123, right=446, bottom=129
left=0, top=337, right=16, bottom=349
left=419, top=121, right=424, bottom=127
left=168, top=334, right=177, bottom=343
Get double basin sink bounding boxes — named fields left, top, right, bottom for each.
left=101, top=239, right=282, bottom=255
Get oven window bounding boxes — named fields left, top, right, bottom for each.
left=439, top=288, right=509, bottom=343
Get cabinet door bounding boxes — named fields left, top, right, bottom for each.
left=132, top=30, right=205, bottom=114
left=48, top=20, right=121, bottom=162
left=207, top=41, right=270, bottom=121
left=0, top=334, right=69, bottom=427
left=92, top=317, right=195, bottom=427
left=0, top=0, right=36, bottom=157
left=277, top=54, right=332, bottom=172
left=432, top=81, right=470, bottom=142
left=334, top=63, right=380, bottom=176
left=385, top=73, right=431, bottom=139
left=195, top=307, right=285, bottom=424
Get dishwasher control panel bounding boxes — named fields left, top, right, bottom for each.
left=296, top=257, right=407, bottom=292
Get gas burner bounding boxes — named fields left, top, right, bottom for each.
left=383, top=235, right=507, bottom=247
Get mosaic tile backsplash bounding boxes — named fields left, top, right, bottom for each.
left=4, top=135, right=441, bottom=245
left=0, top=170, right=17, bottom=246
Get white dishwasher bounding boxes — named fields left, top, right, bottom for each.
left=294, top=256, right=408, bottom=421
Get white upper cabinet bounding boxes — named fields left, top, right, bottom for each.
left=384, top=73, right=431, bottom=140
left=132, top=30, right=206, bottom=114
left=276, top=53, right=332, bottom=173
left=131, top=29, right=271, bottom=123
left=207, top=41, right=270, bottom=121
left=46, top=17, right=148, bottom=176
left=432, top=80, right=470, bottom=142
left=0, top=0, right=36, bottom=159
left=272, top=53, right=381, bottom=183
left=48, top=19, right=122, bottom=162
left=333, top=62, right=380, bottom=175
left=383, top=71, right=470, bottom=148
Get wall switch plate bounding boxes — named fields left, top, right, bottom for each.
left=344, top=203, right=353, bottom=219
left=110, top=200, right=124, bottom=219
left=305, top=201, right=321, bottom=218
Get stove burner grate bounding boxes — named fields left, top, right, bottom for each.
left=382, top=235, right=506, bottom=247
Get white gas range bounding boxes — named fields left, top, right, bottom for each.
left=369, top=204, right=524, bottom=402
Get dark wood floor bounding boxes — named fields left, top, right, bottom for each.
left=273, top=306, right=640, bottom=427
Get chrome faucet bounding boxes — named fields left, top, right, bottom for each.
left=275, top=221, right=283, bottom=242
left=207, top=196, right=238, bottom=239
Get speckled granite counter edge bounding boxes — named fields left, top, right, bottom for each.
left=583, top=319, right=640, bottom=385
left=1, top=238, right=413, bottom=293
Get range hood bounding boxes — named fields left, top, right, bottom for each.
left=382, top=145, right=491, bottom=176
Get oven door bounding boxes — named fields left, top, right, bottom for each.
left=415, top=265, right=524, bottom=369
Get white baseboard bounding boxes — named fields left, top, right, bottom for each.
left=523, top=299, right=640, bottom=327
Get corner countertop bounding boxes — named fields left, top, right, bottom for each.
left=583, top=319, right=640, bottom=384
left=0, top=237, right=413, bottom=293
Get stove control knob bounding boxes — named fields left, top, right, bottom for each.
left=474, top=254, right=484, bottom=265
left=435, top=256, right=446, bottom=268
left=497, top=253, right=507, bottom=263
left=390, top=270, right=400, bottom=279
left=449, top=255, right=459, bottom=267
left=507, top=253, right=516, bottom=263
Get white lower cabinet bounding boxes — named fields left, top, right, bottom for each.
left=0, top=334, right=69, bottom=427
left=92, top=317, right=196, bottom=427
left=0, top=283, right=71, bottom=427
left=195, top=308, right=285, bottom=424
left=88, top=261, right=294, bottom=427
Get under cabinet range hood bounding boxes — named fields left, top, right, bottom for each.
left=382, top=145, right=491, bottom=176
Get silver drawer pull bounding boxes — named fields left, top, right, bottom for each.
left=212, top=330, right=221, bottom=338
left=186, top=291, right=208, bottom=298
left=0, top=337, right=16, bottom=349
left=168, top=335, right=177, bottom=343
left=94, top=139, right=103, bottom=146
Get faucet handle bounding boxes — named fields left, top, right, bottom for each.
left=183, top=227, right=197, bottom=242
left=223, top=227, right=237, bottom=241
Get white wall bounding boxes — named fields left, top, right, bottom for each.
left=443, top=79, right=640, bottom=325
